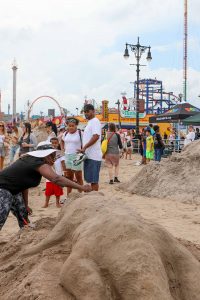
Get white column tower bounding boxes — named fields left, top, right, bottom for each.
left=12, top=59, right=18, bottom=123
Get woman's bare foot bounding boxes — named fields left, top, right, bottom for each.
left=56, top=204, right=62, bottom=208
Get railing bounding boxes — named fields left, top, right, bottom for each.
left=131, top=138, right=185, bottom=156
left=162, top=139, right=185, bottom=156
left=132, top=139, right=141, bottom=154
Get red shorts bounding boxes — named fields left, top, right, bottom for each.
left=45, top=182, right=63, bottom=197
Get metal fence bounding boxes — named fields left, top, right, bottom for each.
left=131, top=139, right=185, bottom=156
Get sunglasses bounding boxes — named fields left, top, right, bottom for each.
left=0, top=125, right=4, bottom=127
left=67, top=119, right=77, bottom=124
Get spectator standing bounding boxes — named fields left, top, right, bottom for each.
left=195, top=128, right=200, bottom=140
left=119, top=129, right=126, bottom=158
left=19, top=123, right=37, bottom=157
left=45, top=121, right=57, bottom=142
left=0, top=122, right=9, bottom=170
left=149, top=124, right=155, bottom=136
left=9, top=125, right=22, bottom=163
left=43, top=138, right=66, bottom=208
left=105, top=123, right=123, bottom=184
left=57, top=124, right=66, bottom=143
left=61, top=118, right=83, bottom=195
left=169, top=129, right=176, bottom=150
left=184, top=125, right=195, bottom=146
left=125, top=130, right=133, bottom=160
left=153, top=125, right=165, bottom=162
left=146, top=129, right=154, bottom=162
left=139, top=128, right=146, bottom=165
left=163, top=132, right=168, bottom=140
left=79, top=104, right=102, bottom=191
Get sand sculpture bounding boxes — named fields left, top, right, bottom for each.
left=122, top=140, right=200, bottom=203
left=1, top=193, right=200, bottom=300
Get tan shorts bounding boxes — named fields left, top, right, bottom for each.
left=105, top=154, right=120, bottom=167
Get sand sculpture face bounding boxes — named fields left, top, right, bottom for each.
left=1, top=193, right=200, bottom=300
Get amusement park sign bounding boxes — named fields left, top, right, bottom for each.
left=120, top=110, right=146, bottom=119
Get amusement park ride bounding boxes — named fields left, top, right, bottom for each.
left=26, top=77, right=181, bottom=131
left=132, top=78, right=181, bottom=115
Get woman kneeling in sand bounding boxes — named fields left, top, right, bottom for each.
left=0, top=141, right=92, bottom=230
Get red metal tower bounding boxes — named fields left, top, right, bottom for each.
left=0, top=90, right=1, bottom=113
left=183, top=0, right=188, bottom=102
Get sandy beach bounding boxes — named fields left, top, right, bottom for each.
left=1, top=154, right=200, bottom=246
left=1, top=154, right=200, bottom=299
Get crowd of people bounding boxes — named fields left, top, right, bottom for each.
left=0, top=104, right=102, bottom=230
left=0, top=105, right=199, bottom=231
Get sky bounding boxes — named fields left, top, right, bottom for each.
left=0, top=0, right=200, bottom=116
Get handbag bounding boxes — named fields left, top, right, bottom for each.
left=101, top=132, right=115, bottom=157
left=127, top=141, right=131, bottom=148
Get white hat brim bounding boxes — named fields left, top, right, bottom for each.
left=27, top=149, right=57, bottom=158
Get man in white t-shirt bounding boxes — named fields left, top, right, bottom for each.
left=184, top=125, right=195, bottom=147
left=78, top=104, right=102, bottom=191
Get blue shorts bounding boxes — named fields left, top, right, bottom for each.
left=84, top=159, right=101, bottom=184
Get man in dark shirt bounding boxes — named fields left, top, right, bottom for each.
left=195, top=128, right=200, bottom=140
left=153, top=125, right=165, bottom=162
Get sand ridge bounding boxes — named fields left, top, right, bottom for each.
left=121, top=140, right=200, bottom=204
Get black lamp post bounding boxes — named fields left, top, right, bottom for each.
left=115, top=99, right=121, bottom=129
left=178, top=93, right=183, bottom=102
left=124, top=37, right=152, bottom=137
left=76, top=107, right=79, bottom=116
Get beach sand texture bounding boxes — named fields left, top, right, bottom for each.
left=0, top=152, right=200, bottom=299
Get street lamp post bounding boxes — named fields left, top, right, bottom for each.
left=178, top=93, right=183, bottom=102
left=76, top=107, right=79, bottom=116
left=12, top=59, right=18, bottom=124
left=115, top=99, right=121, bottom=129
left=124, top=37, right=152, bottom=137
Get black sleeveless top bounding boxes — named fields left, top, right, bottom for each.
left=0, top=156, right=45, bottom=195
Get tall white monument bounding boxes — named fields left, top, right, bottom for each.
left=12, top=59, right=18, bottom=123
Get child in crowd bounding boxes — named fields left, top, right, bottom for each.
left=42, top=137, right=66, bottom=208
left=145, top=129, right=154, bottom=162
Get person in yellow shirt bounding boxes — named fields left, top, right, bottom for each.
left=146, top=129, right=154, bottom=162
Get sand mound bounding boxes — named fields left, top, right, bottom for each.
left=122, top=140, right=200, bottom=203
left=1, top=193, right=200, bottom=299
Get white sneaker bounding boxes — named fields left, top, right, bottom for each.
left=73, top=153, right=87, bottom=166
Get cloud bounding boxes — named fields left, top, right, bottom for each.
left=0, top=0, right=199, bottom=116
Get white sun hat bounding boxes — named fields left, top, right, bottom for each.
left=27, top=141, right=57, bottom=158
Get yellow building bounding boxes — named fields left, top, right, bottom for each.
left=77, top=112, right=171, bottom=136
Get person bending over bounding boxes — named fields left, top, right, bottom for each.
left=0, top=141, right=91, bottom=230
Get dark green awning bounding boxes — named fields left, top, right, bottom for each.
left=183, top=112, right=200, bottom=125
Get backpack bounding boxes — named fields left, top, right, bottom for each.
left=154, top=133, right=165, bottom=149
left=63, top=129, right=83, bottom=149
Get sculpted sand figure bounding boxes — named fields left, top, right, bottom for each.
left=22, top=193, right=200, bottom=300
